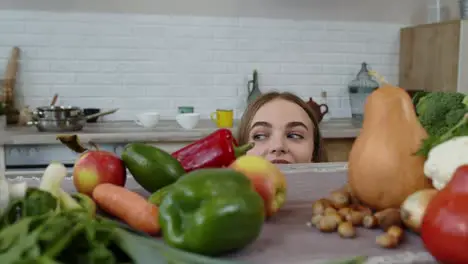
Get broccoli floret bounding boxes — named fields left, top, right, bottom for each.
left=446, top=108, right=467, bottom=127
left=416, top=113, right=468, bottom=157
left=463, top=95, right=468, bottom=106
left=416, top=92, right=468, bottom=137
left=412, top=91, right=430, bottom=106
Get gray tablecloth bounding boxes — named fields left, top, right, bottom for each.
left=13, top=170, right=436, bottom=264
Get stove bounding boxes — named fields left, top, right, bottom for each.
left=5, top=143, right=127, bottom=170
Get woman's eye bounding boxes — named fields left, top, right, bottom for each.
left=252, top=133, right=268, bottom=141
left=287, top=133, right=304, bottom=140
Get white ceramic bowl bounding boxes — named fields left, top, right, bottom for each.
left=176, top=113, right=200, bottom=129
left=135, top=112, right=160, bottom=128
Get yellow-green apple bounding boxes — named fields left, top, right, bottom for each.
left=73, top=150, right=127, bottom=196
left=230, top=155, right=287, bottom=217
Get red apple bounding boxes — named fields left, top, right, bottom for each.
left=230, top=155, right=287, bottom=218
left=73, top=150, right=127, bottom=196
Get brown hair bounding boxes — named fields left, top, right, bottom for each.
left=237, top=91, right=328, bottom=162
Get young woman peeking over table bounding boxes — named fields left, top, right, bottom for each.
left=237, top=91, right=328, bottom=164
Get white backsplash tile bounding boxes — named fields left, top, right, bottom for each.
left=0, top=10, right=404, bottom=121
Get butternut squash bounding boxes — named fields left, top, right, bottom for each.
left=347, top=84, right=433, bottom=211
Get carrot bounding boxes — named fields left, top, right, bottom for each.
left=92, top=183, right=160, bottom=235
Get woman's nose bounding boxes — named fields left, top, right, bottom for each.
left=271, top=147, right=287, bottom=154
left=269, top=137, right=288, bottom=154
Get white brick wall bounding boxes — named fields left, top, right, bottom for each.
left=0, top=10, right=404, bottom=121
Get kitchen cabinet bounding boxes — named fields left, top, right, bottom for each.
left=323, top=138, right=354, bottom=162
left=399, top=20, right=468, bottom=93
left=4, top=143, right=187, bottom=168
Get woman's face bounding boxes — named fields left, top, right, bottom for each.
left=246, top=98, right=315, bottom=164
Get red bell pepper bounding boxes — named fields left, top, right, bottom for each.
left=421, top=164, right=468, bottom=264
left=172, top=128, right=254, bottom=173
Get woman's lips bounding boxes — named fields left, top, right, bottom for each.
left=271, top=159, right=290, bottom=164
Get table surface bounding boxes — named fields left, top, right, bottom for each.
left=9, top=164, right=435, bottom=264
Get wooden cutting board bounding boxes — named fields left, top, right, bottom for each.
left=3, top=46, right=20, bottom=124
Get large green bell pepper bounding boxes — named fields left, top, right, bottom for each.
left=158, top=168, right=265, bottom=256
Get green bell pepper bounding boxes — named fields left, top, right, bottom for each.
left=148, top=184, right=173, bottom=206
left=158, top=168, right=265, bottom=256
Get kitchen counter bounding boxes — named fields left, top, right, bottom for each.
left=0, top=118, right=359, bottom=173
left=0, top=118, right=361, bottom=145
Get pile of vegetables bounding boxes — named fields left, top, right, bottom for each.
left=340, top=84, right=464, bottom=256
left=412, top=91, right=468, bottom=190
left=0, top=147, right=364, bottom=263
left=409, top=91, right=468, bottom=263
left=55, top=130, right=291, bottom=259
left=0, top=162, right=248, bottom=264
left=343, top=84, right=468, bottom=262
left=0, top=128, right=295, bottom=263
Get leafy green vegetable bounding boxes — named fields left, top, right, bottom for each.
left=0, top=206, right=251, bottom=264
left=114, top=227, right=246, bottom=264
left=0, top=216, right=42, bottom=263
left=22, top=188, right=59, bottom=217
left=71, top=193, right=96, bottom=216
left=415, top=91, right=468, bottom=137
left=0, top=211, right=120, bottom=264
left=412, top=91, right=429, bottom=107
left=416, top=113, right=468, bottom=157
left=0, top=188, right=59, bottom=229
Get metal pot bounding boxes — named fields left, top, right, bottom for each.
left=29, top=117, right=86, bottom=132
left=33, top=105, right=83, bottom=120
left=27, top=108, right=118, bottom=132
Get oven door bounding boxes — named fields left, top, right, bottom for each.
left=4, top=144, right=127, bottom=178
